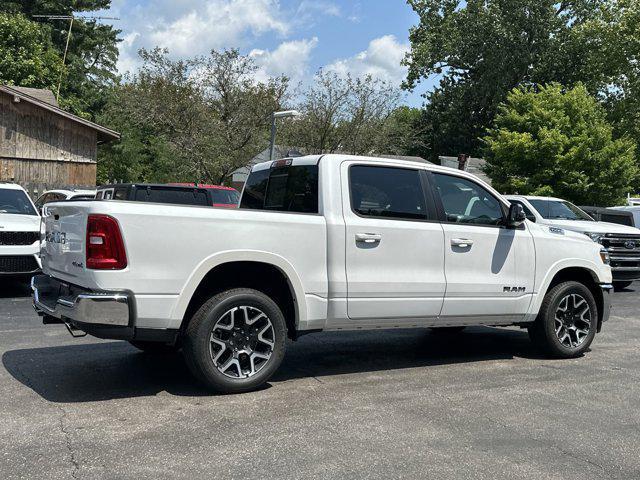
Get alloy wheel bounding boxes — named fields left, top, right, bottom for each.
left=554, top=293, right=592, bottom=348
left=209, top=306, right=275, bottom=379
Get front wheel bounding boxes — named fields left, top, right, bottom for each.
left=183, top=288, right=287, bottom=394
left=528, top=281, right=597, bottom=358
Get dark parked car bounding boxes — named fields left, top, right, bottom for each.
left=579, top=206, right=635, bottom=227
left=96, top=183, right=217, bottom=207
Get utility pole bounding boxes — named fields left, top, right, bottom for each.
left=32, top=14, right=120, bottom=102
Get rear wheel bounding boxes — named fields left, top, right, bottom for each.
left=613, top=281, right=633, bottom=291
left=528, top=281, right=597, bottom=358
left=183, top=288, right=287, bottom=394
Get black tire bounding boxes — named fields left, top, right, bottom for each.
left=128, top=341, right=179, bottom=354
left=183, top=288, right=287, bottom=394
left=429, top=326, right=466, bottom=334
left=613, top=281, right=633, bottom=291
left=528, top=281, right=597, bottom=358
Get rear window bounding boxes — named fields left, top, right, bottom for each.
left=240, top=165, right=318, bottom=213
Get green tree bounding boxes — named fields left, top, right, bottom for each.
left=483, top=83, right=638, bottom=206
left=582, top=0, right=640, bottom=146
left=281, top=70, right=401, bottom=155
left=98, top=48, right=287, bottom=184
left=0, top=1, right=121, bottom=117
left=403, top=0, right=621, bottom=161
left=0, top=13, right=60, bottom=88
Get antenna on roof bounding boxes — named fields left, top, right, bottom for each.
left=32, top=14, right=120, bottom=102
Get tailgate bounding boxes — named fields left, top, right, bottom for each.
left=41, top=203, right=89, bottom=282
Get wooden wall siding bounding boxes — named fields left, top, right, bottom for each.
left=0, top=158, right=96, bottom=186
left=0, top=91, right=97, bottom=164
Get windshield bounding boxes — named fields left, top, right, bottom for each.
left=528, top=199, right=593, bottom=221
left=0, top=189, right=37, bottom=216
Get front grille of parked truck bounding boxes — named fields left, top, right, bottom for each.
left=0, top=232, right=39, bottom=246
left=0, top=255, right=39, bottom=273
left=601, top=234, right=640, bottom=272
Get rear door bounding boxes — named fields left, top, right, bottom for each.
left=430, top=172, right=535, bottom=321
left=343, top=162, right=446, bottom=321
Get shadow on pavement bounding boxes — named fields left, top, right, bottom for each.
left=3, top=327, right=544, bottom=403
left=0, top=276, right=33, bottom=298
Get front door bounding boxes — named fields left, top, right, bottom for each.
left=430, top=172, right=535, bottom=322
left=343, top=162, right=446, bottom=321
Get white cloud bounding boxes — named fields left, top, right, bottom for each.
left=250, top=37, right=318, bottom=82
left=112, top=0, right=292, bottom=74
left=296, top=1, right=341, bottom=18
left=326, top=35, right=410, bottom=86
left=148, top=0, right=289, bottom=57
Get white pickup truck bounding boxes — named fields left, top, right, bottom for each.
left=33, top=155, right=613, bottom=393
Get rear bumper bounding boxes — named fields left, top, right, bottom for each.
left=32, top=274, right=134, bottom=338
left=31, top=275, right=178, bottom=343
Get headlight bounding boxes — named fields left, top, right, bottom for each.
left=584, top=232, right=603, bottom=243
left=599, top=248, right=610, bottom=265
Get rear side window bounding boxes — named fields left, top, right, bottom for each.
left=240, top=165, right=319, bottom=213
left=349, top=165, right=428, bottom=220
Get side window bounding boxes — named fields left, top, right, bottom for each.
left=240, top=165, right=319, bottom=213
left=432, top=173, right=504, bottom=226
left=349, top=165, right=428, bottom=220
left=510, top=200, right=536, bottom=222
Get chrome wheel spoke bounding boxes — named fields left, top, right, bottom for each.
left=257, top=323, right=275, bottom=349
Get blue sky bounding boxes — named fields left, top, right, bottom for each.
left=97, top=0, right=433, bottom=106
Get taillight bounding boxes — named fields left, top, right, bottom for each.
left=86, top=214, right=127, bottom=270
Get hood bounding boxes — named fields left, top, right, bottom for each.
left=0, top=214, right=41, bottom=232
left=546, top=219, right=640, bottom=235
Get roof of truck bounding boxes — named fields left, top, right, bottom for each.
left=253, top=153, right=492, bottom=181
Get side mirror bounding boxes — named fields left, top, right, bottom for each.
left=507, top=203, right=527, bottom=227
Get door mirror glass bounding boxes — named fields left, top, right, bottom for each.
left=508, top=203, right=527, bottom=227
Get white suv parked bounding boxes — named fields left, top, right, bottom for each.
left=0, top=183, right=41, bottom=277
left=506, top=195, right=640, bottom=289
left=34, top=189, right=96, bottom=214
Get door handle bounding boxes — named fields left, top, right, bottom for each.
left=451, top=238, right=473, bottom=248
left=356, top=233, right=382, bottom=244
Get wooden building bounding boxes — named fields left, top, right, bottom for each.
left=0, top=85, right=119, bottom=189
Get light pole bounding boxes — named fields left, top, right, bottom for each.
left=269, top=110, right=301, bottom=160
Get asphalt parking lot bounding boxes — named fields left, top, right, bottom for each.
left=1, top=279, right=639, bottom=480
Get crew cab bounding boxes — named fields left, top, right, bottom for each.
left=33, top=155, right=612, bottom=393
left=506, top=195, right=640, bottom=290
left=0, top=183, right=41, bottom=277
